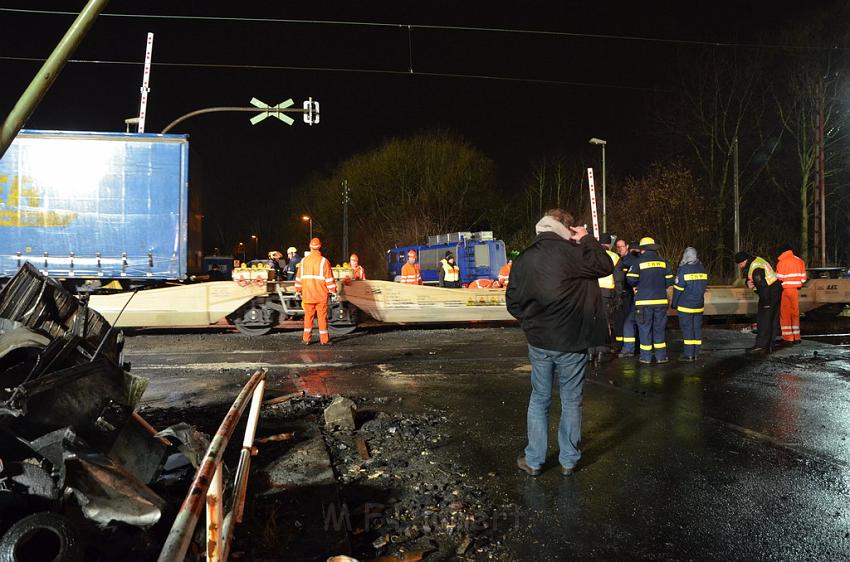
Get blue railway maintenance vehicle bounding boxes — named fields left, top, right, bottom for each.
left=387, top=231, right=508, bottom=285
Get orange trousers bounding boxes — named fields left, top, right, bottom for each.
left=779, top=288, right=800, bottom=342
left=303, top=300, right=329, bottom=344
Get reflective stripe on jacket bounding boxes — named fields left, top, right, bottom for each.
left=747, top=256, right=778, bottom=289
left=400, top=262, right=422, bottom=284
left=352, top=265, right=366, bottom=280
left=776, top=250, right=806, bottom=289
left=440, top=259, right=459, bottom=282
left=671, top=262, right=708, bottom=313
left=295, top=252, right=336, bottom=303
left=626, top=250, right=673, bottom=306
left=498, top=263, right=512, bottom=285
left=598, top=250, right=621, bottom=290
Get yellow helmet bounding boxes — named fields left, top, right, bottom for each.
left=638, top=237, right=658, bottom=250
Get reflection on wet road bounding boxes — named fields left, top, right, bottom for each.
left=127, top=326, right=850, bottom=559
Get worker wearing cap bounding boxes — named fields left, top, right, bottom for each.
left=400, top=250, right=422, bottom=284
left=295, top=238, right=337, bottom=345
left=672, top=247, right=708, bottom=362
left=775, top=244, right=806, bottom=345
left=439, top=251, right=461, bottom=288
left=349, top=253, right=366, bottom=281
left=613, top=239, right=636, bottom=355
left=735, top=251, right=782, bottom=353
left=626, top=237, right=674, bottom=364
left=284, top=246, right=301, bottom=280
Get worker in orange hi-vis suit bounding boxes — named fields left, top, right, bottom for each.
left=467, top=278, right=497, bottom=288
left=775, top=244, right=807, bottom=345
left=399, top=250, right=422, bottom=284
left=498, top=260, right=513, bottom=287
left=295, top=238, right=337, bottom=345
left=349, top=253, right=366, bottom=280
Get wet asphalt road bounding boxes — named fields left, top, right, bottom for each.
left=125, top=326, right=850, bottom=560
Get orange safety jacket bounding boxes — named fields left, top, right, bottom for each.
left=351, top=265, right=366, bottom=280
left=776, top=250, right=807, bottom=289
left=295, top=251, right=337, bottom=303
left=400, top=262, right=422, bottom=284
left=498, top=263, right=512, bottom=286
left=467, top=278, right=497, bottom=288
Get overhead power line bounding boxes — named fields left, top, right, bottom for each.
left=0, top=55, right=671, bottom=92
left=0, top=7, right=844, bottom=52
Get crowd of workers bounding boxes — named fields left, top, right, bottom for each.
left=505, top=208, right=809, bottom=478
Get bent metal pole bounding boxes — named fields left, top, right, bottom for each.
left=157, top=369, right=267, bottom=562
left=0, top=0, right=109, bottom=159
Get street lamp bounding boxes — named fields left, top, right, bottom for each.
left=589, top=138, right=607, bottom=233
left=302, top=215, right=312, bottom=240
left=250, top=234, right=258, bottom=259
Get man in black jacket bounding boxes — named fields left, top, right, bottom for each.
left=506, top=209, right=613, bottom=476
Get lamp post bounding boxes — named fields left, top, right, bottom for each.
left=237, top=242, right=245, bottom=263
left=302, top=215, right=312, bottom=240
left=250, top=234, right=258, bottom=259
left=589, top=138, right=607, bottom=233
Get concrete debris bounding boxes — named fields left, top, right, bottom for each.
left=324, top=395, right=357, bottom=430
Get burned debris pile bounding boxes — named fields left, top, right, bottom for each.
left=0, top=264, right=205, bottom=561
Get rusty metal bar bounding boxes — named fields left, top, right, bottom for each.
left=132, top=411, right=172, bottom=446
left=206, top=466, right=224, bottom=562
left=157, top=369, right=266, bottom=562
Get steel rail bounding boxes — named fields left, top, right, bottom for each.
left=157, top=368, right=267, bottom=562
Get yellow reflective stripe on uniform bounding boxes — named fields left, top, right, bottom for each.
left=665, top=274, right=674, bottom=279
left=653, top=342, right=666, bottom=348
left=627, top=273, right=640, bottom=277
left=677, top=306, right=704, bottom=313
left=684, top=339, right=702, bottom=345
left=639, top=261, right=666, bottom=269
left=623, top=337, right=636, bottom=342
left=640, top=344, right=653, bottom=351
left=635, top=299, right=668, bottom=306
left=673, top=285, right=685, bottom=291
left=615, top=336, right=624, bottom=341
left=683, top=273, right=708, bottom=281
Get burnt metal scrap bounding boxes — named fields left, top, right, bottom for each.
left=0, top=264, right=205, bottom=559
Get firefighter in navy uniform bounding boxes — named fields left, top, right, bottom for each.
left=671, top=247, right=708, bottom=362
left=613, top=239, right=635, bottom=354
left=626, top=237, right=674, bottom=364
left=735, top=251, right=783, bottom=353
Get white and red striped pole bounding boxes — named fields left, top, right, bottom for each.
left=587, top=167, right=600, bottom=240
left=137, top=32, right=154, bottom=133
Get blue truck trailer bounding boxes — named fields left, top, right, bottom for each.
left=0, top=130, right=189, bottom=283
left=387, top=231, right=508, bottom=285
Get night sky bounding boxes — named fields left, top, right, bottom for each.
left=0, top=1, right=835, bottom=251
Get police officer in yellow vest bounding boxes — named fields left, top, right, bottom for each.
left=589, top=233, right=623, bottom=365
left=735, top=251, right=783, bottom=353
left=439, top=251, right=461, bottom=288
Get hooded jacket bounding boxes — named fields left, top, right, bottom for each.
left=671, top=248, right=707, bottom=312
left=506, top=232, right=613, bottom=352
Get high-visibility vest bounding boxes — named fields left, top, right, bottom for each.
left=598, top=250, right=620, bottom=290
left=498, top=263, right=512, bottom=285
left=775, top=251, right=806, bottom=289
left=295, top=251, right=337, bottom=303
left=400, top=262, right=421, bottom=284
left=440, top=259, right=459, bottom=282
left=747, top=256, right=778, bottom=289
left=351, top=265, right=366, bottom=280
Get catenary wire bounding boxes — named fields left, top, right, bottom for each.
left=0, top=55, right=672, bottom=92
left=0, top=7, right=844, bottom=52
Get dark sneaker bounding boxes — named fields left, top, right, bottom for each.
left=679, top=356, right=696, bottom=363
left=746, top=347, right=767, bottom=354
left=561, top=465, right=576, bottom=476
left=656, top=358, right=669, bottom=364
left=638, top=358, right=653, bottom=365
left=517, top=456, right=541, bottom=477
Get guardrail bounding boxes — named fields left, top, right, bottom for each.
left=157, top=369, right=267, bottom=562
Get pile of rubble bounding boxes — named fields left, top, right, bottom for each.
left=0, top=264, right=206, bottom=561
left=322, top=397, right=513, bottom=561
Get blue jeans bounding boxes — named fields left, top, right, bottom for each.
left=524, top=345, right=587, bottom=469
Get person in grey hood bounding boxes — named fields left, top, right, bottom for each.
left=672, top=247, right=708, bottom=361
left=507, top=209, right=613, bottom=476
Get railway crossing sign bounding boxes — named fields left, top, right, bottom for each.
left=249, top=97, right=295, bottom=125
